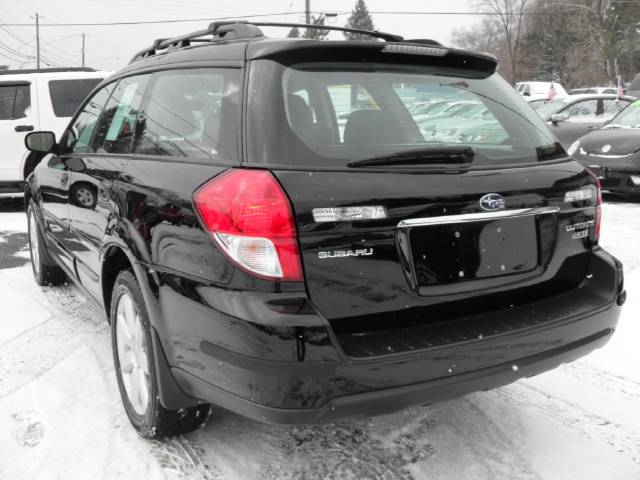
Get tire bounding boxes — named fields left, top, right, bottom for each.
left=70, top=182, right=97, bottom=210
left=27, top=201, right=66, bottom=286
left=110, top=270, right=212, bottom=438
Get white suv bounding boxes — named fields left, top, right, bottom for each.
left=0, top=68, right=109, bottom=196
left=515, top=81, right=568, bottom=101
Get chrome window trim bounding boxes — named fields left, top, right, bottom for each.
left=397, top=206, right=560, bottom=228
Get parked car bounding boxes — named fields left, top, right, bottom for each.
left=568, top=87, right=618, bottom=95
left=24, top=21, right=624, bottom=438
left=0, top=67, right=109, bottom=197
left=515, top=81, right=568, bottom=100
left=568, top=99, right=640, bottom=197
left=535, top=94, right=634, bottom=147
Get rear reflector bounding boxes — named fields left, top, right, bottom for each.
left=193, top=169, right=303, bottom=281
left=564, top=188, right=593, bottom=202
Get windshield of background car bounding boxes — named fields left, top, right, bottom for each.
left=247, top=60, right=563, bottom=168
left=606, top=100, right=640, bottom=128
left=535, top=99, right=569, bottom=118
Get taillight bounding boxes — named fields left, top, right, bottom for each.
left=590, top=171, right=603, bottom=242
left=193, top=169, right=303, bottom=281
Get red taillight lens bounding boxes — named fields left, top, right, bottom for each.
left=590, top=171, right=603, bottom=242
left=193, top=169, right=303, bottom=281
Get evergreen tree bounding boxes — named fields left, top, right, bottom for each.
left=303, top=15, right=329, bottom=40
left=288, top=26, right=300, bottom=38
left=344, top=0, right=376, bottom=40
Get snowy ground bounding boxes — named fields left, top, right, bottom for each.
left=0, top=197, right=639, bottom=480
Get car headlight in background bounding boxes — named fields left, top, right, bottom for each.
left=568, top=140, right=580, bottom=156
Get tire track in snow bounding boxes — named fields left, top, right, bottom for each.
left=259, top=412, right=436, bottom=480
left=559, top=362, right=640, bottom=403
left=495, top=382, right=640, bottom=465
left=151, top=436, right=224, bottom=480
left=0, top=283, right=108, bottom=398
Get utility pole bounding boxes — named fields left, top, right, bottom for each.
left=305, top=0, right=310, bottom=24
left=81, top=33, right=85, bottom=67
left=35, top=13, right=40, bottom=69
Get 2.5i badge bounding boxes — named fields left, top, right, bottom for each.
left=566, top=220, right=595, bottom=239
left=318, top=248, right=373, bottom=259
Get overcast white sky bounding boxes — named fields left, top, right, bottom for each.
left=0, top=0, right=477, bottom=72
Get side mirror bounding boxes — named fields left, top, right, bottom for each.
left=25, top=131, right=56, bottom=153
left=550, top=112, right=569, bottom=124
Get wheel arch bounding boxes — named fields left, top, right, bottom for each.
left=101, top=241, right=198, bottom=410
left=101, top=243, right=135, bottom=319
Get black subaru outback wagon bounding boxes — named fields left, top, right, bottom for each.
left=23, top=21, right=625, bottom=437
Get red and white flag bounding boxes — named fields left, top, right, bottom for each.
left=617, top=76, right=625, bottom=99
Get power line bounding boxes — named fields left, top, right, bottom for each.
left=1, top=10, right=308, bottom=27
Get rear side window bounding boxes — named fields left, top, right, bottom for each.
left=135, top=68, right=239, bottom=163
left=0, top=84, right=30, bottom=120
left=48, top=78, right=103, bottom=117
left=93, top=75, right=150, bottom=154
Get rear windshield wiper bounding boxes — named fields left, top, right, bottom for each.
left=347, top=146, right=476, bottom=168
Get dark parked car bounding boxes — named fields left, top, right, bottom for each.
left=569, top=99, right=640, bottom=197
left=535, top=94, right=634, bottom=148
left=23, top=21, right=625, bottom=438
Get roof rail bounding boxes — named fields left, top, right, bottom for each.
left=129, top=20, right=405, bottom=64
left=252, top=22, right=403, bottom=42
left=0, top=67, right=98, bottom=76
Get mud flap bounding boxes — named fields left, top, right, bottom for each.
left=150, top=327, right=201, bottom=410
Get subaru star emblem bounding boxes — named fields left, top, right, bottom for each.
left=601, top=144, right=612, bottom=153
left=479, top=193, right=505, bottom=211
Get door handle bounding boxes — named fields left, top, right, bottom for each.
left=15, top=125, right=34, bottom=132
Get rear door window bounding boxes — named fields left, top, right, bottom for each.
left=135, top=68, right=239, bottom=163
left=603, top=98, right=629, bottom=116
left=0, top=84, right=31, bottom=120
left=48, top=78, right=103, bottom=117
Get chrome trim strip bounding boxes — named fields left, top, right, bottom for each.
left=397, top=206, right=560, bottom=228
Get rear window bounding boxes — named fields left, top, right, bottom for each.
left=0, top=83, right=30, bottom=120
left=247, top=60, right=562, bottom=168
left=48, top=78, right=103, bottom=117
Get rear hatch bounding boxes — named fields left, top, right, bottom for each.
left=245, top=42, right=601, bottom=354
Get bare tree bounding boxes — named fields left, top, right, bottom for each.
left=474, top=0, right=528, bottom=84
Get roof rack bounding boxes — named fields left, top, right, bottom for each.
left=129, top=20, right=405, bottom=64
left=0, top=67, right=97, bottom=76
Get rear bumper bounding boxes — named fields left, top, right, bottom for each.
left=172, top=322, right=616, bottom=424
left=154, top=249, right=624, bottom=424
